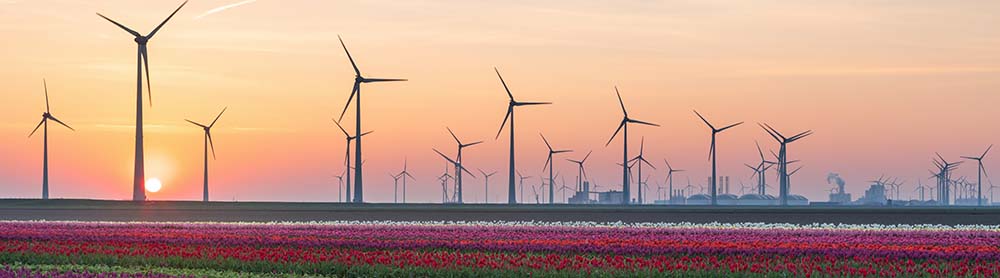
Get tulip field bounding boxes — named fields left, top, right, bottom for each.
left=0, top=221, right=998, bottom=277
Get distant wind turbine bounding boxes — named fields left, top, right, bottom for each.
left=517, top=171, right=532, bottom=203
left=540, top=133, right=571, bottom=204
left=97, top=0, right=189, bottom=201
left=478, top=168, right=497, bottom=204
left=29, top=79, right=75, bottom=200
left=336, top=35, right=407, bottom=203
left=446, top=127, right=482, bottom=204
left=333, top=119, right=372, bottom=203
left=433, top=148, right=475, bottom=202
left=694, top=110, right=742, bottom=206
left=567, top=151, right=592, bottom=193
left=962, top=145, right=992, bottom=206
left=628, top=137, right=655, bottom=204
left=759, top=123, right=813, bottom=206
left=663, top=158, right=683, bottom=204
left=606, top=87, right=659, bottom=205
left=494, top=68, right=551, bottom=204
left=185, top=107, right=226, bottom=202
left=396, top=158, right=416, bottom=203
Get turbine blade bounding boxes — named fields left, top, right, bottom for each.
left=332, top=118, right=350, bottom=137
left=447, top=127, right=461, bottom=144
left=464, top=141, right=484, bottom=147
left=338, top=35, right=361, bottom=76
left=432, top=148, right=457, bottom=164
left=43, top=79, right=50, bottom=113
left=495, top=106, right=512, bottom=139
left=494, top=67, right=514, bottom=101
left=209, top=107, right=227, bottom=128
left=582, top=150, right=592, bottom=163
left=141, top=46, right=152, bottom=106
left=359, top=130, right=374, bottom=137
left=146, top=0, right=188, bottom=39
left=554, top=150, right=572, bottom=154
left=761, top=123, right=786, bottom=140
left=540, top=133, right=552, bottom=150
left=186, top=119, right=206, bottom=128
left=755, top=141, right=765, bottom=160
left=605, top=120, right=626, bottom=146
left=338, top=82, right=360, bottom=121
left=47, top=115, right=74, bottom=131
left=709, top=141, right=715, bottom=161
left=96, top=13, right=141, bottom=37
left=718, top=122, right=743, bottom=132
left=983, top=144, right=994, bottom=159
left=543, top=156, right=551, bottom=171
left=364, top=78, right=408, bottom=82
left=693, top=110, right=714, bottom=129
left=789, top=130, right=813, bottom=141
left=641, top=157, right=656, bottom=169
left=758, top=123, right=781, bottom=142
left=615, top=86, right=627, bottom=115
left=28, top=118, right=45, bottom=138
left=514, top=101, right=552, bottom=106
left=207, top=131, right=217, bottom=160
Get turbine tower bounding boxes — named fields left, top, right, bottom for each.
left=333, top=119, right=372, bottom=203
left=693, top=110, right=742, bottom=206
left=567, top=151, right=592, bottom=193
left=962, top=145, right=992, bottom=206
left=97, top=0, right=189, bottom=201
left=185, top=107, right=226, bottom=202
left=494, top=68, right=551, bottom=204
left=446, top=127, right=482, bottom=204
left=334, top=172, right=344, bottom=202
left=628, top=137, right=655, bottom=204
left=29, top=79, right=75, bottom=200
left=759, top=123, right=813, bottom=206
left=540, top=133, right=572, bottom=204
left=606, top=87, right=659, bottom=205
left=478, top=169, right=497, bottom=204
left=389, top=173, right=402, bottom=203
left=336, top=35, right=407, bottom=203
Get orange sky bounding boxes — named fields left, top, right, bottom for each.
left=1, top=0, right=999, bottom=203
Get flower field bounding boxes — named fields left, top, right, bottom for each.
left=0, top=221, right=998, bottom=277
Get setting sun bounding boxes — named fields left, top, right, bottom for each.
left=145, top=178, right=162, bottom=193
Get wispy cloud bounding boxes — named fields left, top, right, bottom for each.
left=195, top=0, right=257, bottom=19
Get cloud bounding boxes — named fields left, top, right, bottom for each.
left=195, top=0, right=257, bottom=19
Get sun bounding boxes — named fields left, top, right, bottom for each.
left=146, top=178, right=162, bottom=193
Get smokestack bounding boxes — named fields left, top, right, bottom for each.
left=827, top=173, right=846, bottom=194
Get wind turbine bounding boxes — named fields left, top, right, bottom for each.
left=397, top=159, right=416, bottom=203
left=334, top=172, right=344, bottom=202
left=494, top=68, right=551, bottom=204
left=663, top=158, right=684, bottom=203
left=759, top=123, right=812, bottom=206
left=517, top=171, right=532, bottom=203
left=606, top=87, right=659, bottom=205
left=97, top=1, right=188, bottom=201
left=29, top=79, right=75, bottom=200
left=333, top=119, right=372, bottom=203
left=389, top=173, right=402, bottom=203
left=693, top=110, right=742, bottom=205
left=478, top=169, right=497, bottom=204
left=433, top=148, right=475, bottom=202
left=446, top=127, right=482, bottom=204
left=628, top=137, right=655, bottom=204
left=962, top=145, right=992, bottom=206
left=751, top=141, right=776, bottom=195
left=540, top=133, right=572, bottom=204
left=185, top=107, right=226, bottom=202
left=567, top=151, right=592, bottom=192
left=336, top=36, right=407, bottom=203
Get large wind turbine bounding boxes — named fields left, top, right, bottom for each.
left=629, top=137, right=655, bottom=204
left=962, top=145, right=992, bottom=206
left=336, top=35, right=407, bottom=203
left=433, top=148, right=475, bottom=202
left=759, top=123, right=813, bottom=206
left=333, top=119, right=372, bottom=203
left=540, top=133, right=571, bottom=204
left=446, top=127, right=482, bottom=204
left=29, top=79, right=75, bottom=200
left=693, top=110, right=742, bottom=206
left=567, top=151, right=592, bottom=193
left=185, top=107, right=226, bottom=202
left=494, top=68, right=551, bottom=204
left=97, top=1, right=188, bottom=201
left=606, top=87, right=659, bottom=205
left=478, top=169, right=497, bottom=204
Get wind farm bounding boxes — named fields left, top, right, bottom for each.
left=3, top=1, right=1000, bottom=276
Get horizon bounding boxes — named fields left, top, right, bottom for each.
left=2, top=0, right=999, bottom=203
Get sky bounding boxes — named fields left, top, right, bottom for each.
left=1, top=0, right=999, bottom=203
